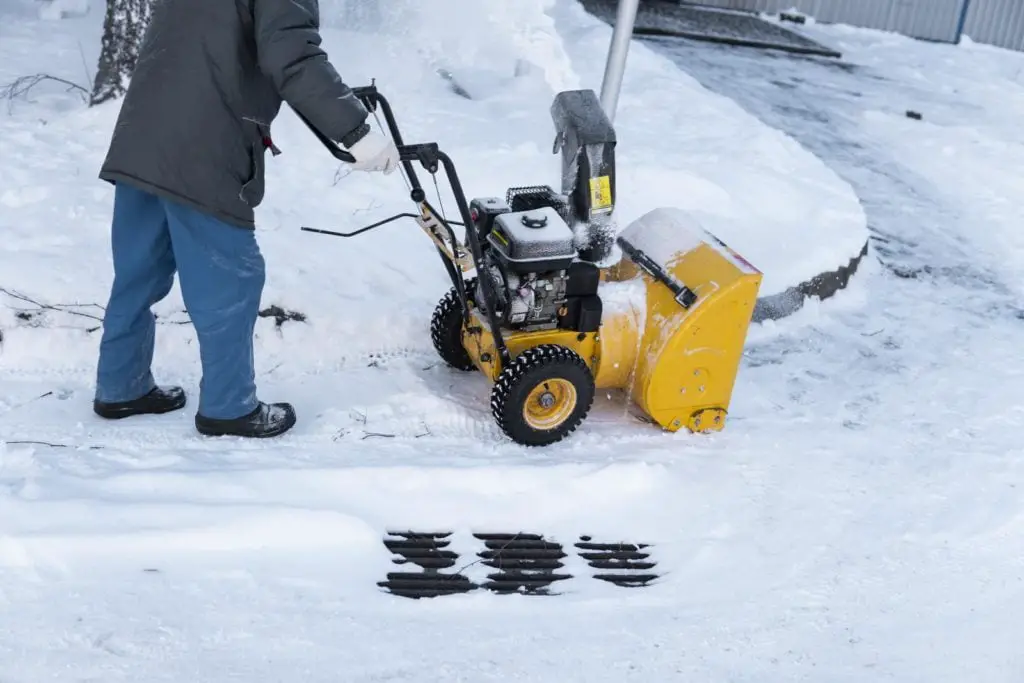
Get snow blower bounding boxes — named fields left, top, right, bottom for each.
left=299, top=83, right=762, bottom=447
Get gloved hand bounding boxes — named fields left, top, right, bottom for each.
left=345, top=129, right=400, bottom=175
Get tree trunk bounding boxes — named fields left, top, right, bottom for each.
left=89, top=0, right=153, bottom=106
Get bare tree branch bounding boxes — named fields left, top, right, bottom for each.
left=0, top=287, right=104, bottom=323
left=1, top=73, right=88, bottom=113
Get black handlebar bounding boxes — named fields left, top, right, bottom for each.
left=291, top=86, right=382, bottom=164
left=291, top=83, right=431, bottom=179
left=292, top=82, right=463, bottom=203
left=298, top=114, right=357, bottom=163
left=295, top=81, right=515, bottom=366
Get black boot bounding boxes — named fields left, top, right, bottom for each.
left=195, top=401, right=296, bottom=438
left=94, top=386, right=187, bottom=419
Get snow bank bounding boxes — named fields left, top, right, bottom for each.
left=324, top=0, right=582, bottom=95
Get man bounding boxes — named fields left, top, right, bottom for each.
left=91, top=0, right=399, bottom=438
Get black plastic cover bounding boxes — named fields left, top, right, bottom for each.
left=550, top=89, right=617, bottom=262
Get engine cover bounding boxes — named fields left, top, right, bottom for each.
left=471, top=199, right=602, bottom=333
left=486, top=206, right=576, bottom=273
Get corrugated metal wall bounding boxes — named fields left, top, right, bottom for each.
left=962, top=0, right=1024, bottom=51
left=681, top=0, right=967, bottom=43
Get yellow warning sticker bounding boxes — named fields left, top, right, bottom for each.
left=589, top=175, right=612, bottom=211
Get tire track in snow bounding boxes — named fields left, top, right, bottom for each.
left=2, top=325, right=685, bottom=452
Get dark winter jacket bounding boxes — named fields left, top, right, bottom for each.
left=98, top=0, right=371, bottom=228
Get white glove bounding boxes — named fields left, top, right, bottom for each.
left=345, top=130, right=400, bottom=174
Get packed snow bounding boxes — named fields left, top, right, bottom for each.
left=2, top=0, right=1024, bottom=680
left=617, top=206, right=761, bottom=276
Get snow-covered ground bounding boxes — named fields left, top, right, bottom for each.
left=2, top=0, right=1024, bottom=680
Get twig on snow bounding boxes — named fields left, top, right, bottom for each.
left=153, top=313, right=192, bottom=325
left=361, top=432, right=395, bottom=440
left=3, top=439, right=102, bottom=450
left=1, top=286, right=104, bottom=322
left=332, top=165, right=352, bottom=186
left=448, top=533, right=525, bottom=579
left=0, top=287, right=105, bottom=319
left=77, top=41, right=93, bottom=92
left=3, top=391, right=55, bottom=414
left=1, top=73, right=88, bottom=113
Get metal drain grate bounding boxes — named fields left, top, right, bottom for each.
left=473, top=532, right=572, bottom=595
left=575, top=536, right=660, bottom=587
left=377, top=531, right=660, bottom=597
left=377, top=531, right=475, bottom=598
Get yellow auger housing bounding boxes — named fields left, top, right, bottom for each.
left=601, top=207, right=762, bottom=433
left=454, top=207, right=762, bottom=443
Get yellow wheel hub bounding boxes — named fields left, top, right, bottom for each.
left=522, top=379, right=577, bottom=430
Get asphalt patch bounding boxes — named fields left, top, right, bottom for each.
left=578, top=0, right=841, bottom=58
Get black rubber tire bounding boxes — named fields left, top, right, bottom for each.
left=490, top=345, right=595, bottom=447
left=430, top=279, right=477, bottom=371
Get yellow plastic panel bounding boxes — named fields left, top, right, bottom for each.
left=617, top=208, right=763, bottom=432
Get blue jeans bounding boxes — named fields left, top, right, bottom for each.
left=95, top=182, right=265, bottom=420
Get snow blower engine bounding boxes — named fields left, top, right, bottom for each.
left=299, top=83, right=763, bottom=447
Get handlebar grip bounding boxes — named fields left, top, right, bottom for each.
left=322, top=85, right=377, bottom=162
left=325, top=143, right=356, bottom=164
left=320, top=138, right=419, bottom=165
left=290, top=107, right=358, bottom=162
left=294, top=86, right=418, bottom=167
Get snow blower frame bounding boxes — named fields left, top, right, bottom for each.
left=299, top=83, right=763, bottom=447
